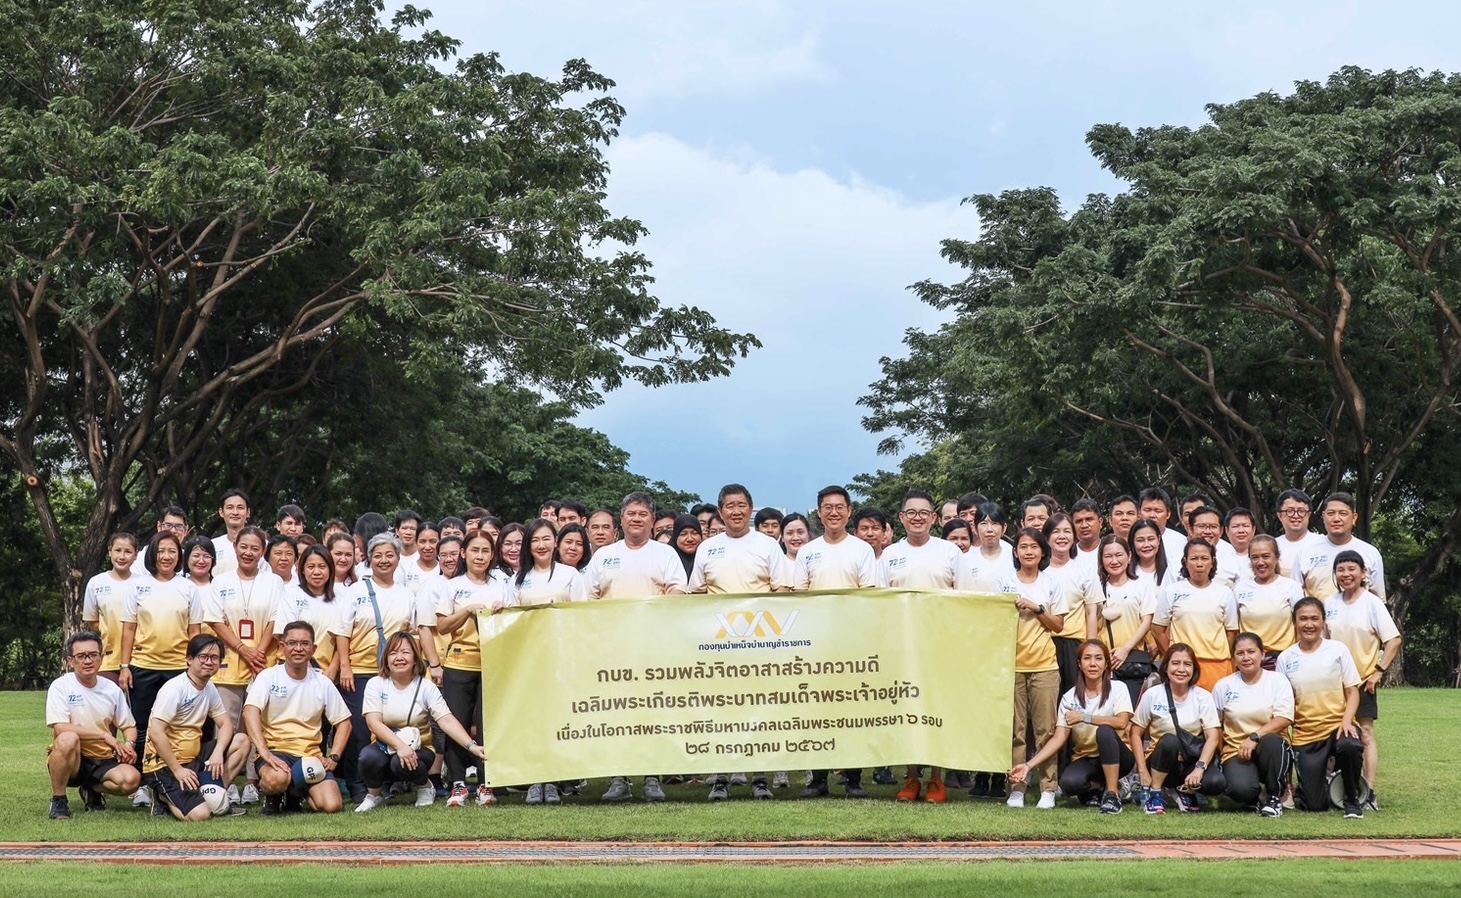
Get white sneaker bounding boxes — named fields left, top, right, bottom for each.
left=240, top=783, right=260, bottom=805
left=465, top=765, right=478, bottom=784
left=446, top=782, right=469, bottom=808
left=415, top=785, right=435, bottom=807
left=1006, top=790, right=1025, bottom=808
left=475, top=785, right=496, bottom=807
left=131, top=787, right=152, bottom=808
left=226, top=784, right=241, bottom=806
left=354, top=793, right=386, bottom=813
left=729, top=773, right=749, bottom=786
left=773, top=772, right=790, bottom=789
left=1037, top=791, right=1058, bottom=809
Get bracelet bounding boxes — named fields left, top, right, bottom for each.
left=430, top=663, right=442, bottom=669
left=1376, top=665, right=1387, bottom=674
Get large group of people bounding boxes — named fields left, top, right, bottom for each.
left=47, top=482, right=1399, bottom=822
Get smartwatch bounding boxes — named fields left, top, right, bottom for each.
left=1194, top=760, right=1208, bottom=770
left=328, top=753, right=340, bottom=762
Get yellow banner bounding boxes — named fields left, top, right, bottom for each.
left=478, top=589, right=1016, bottom=785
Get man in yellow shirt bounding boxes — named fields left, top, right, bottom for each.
left=45, top=632, right=141, bottom=820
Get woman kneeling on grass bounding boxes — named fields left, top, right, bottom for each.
left=355, top=631, right=484, bottom=812
left=1278, top=597, right=1367, bottom=818
left=1212, top=632, right=1294, bottom=817
left=1009, top=639, right=1133, bottom=814
left=1129, top=643, right=1225, bottom=814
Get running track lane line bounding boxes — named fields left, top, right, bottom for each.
left=1, top=840, right=1460, bottom=864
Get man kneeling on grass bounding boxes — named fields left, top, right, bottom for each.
left=243, top=620, right=352, bottom=815
left=45, top=631, right=142, bottom=819
left=142, top=634, right=252, bottom=820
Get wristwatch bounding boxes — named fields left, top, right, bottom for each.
left=1036, top=604, right=1047, bottom=615
left=1194, top=761, right=1208, bottom=770
left=328, top=753, right=340, bottom=762
left=1248, top=733, right=1261, bottom=743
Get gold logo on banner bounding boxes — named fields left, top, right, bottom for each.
left=713, top=610, right=800, bottom=640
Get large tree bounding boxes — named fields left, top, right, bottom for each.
left=0, top=0, right=757, bottom=630
left=863, top=67, right=1461, bottom=677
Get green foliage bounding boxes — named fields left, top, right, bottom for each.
left=0, top=0, right=754, bottom=618
left=864, top=67, right=1461, bottom=682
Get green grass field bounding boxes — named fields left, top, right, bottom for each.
left=8, top=688, right=1458, bottom=843
left=5, top=861, right=1461, bottom=897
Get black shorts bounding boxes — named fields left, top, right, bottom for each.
left=256, top=752, right=335, bottom=795
left=1357, top=688, right=1379, bottom=721
left=67, top=756, right=122, bottom=790
left=146, top=767, right=207, bottom=816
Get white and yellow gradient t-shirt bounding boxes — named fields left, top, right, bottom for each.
left=274, top=586, right=353, bottom=667
left=346, top=578, right=417, bottom=674
left=511, top=563, right=588, bottom=607
left=244, top=664, right=350, bottom=758
left=1323, top=591, right=1401, bottom=680
left=691, top=530, right=796, bottom=593
left=1047, top=561, right=1100, bottom=641
left=207, top=571, right=285, bottom=687
left=435, top=577, right=505, bottom=672
left=45, top=673, right=136, bottom=760
left=141, top=672, right=229, bottom=773
left=1133, top=684, right=1219, bottom=748
left=83, top=572, right=136, bottom=673
left=1211, top=669, right=1295, bottom=761
left=1154, top=580, right=1239, bottom=660
left=1097, top=577, right=1158, bottom=652
left=1000, top=572, right=1066, bottom=673
left=878, top=537, right=966, bottom=591
left=124, top=575, right=205, bottom=669
left=1055, top=684, right=1133, bottom=760
left=361, top=674, right=453, bottom=749
left=1233, top=578, right=1303, bottom=654
left=1278, top=638, right=1360, bottom=746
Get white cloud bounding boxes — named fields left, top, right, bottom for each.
left=577, top=133, right=972, bottom=506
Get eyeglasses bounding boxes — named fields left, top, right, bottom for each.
left=901, top=509, right=934, bottom=519
left=194, top=654, right=223, bottom=664
left=1279, top=508, right=1310, bottom=517
left=160, top=522, right=188, bottom=532
left=71, top=652, right=102, bottom=662
left=282, top=640, right=313, bottom=649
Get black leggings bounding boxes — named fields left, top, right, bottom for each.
left=1294, top=732, right=1363, bottom=811
left=1148, top=733, right=1227, bottom=795
left=128, top=666, right=182, bottom=767
left=1221, top=734, right=1289, bottom=805
left=358, top=743, right=436, bottom=789
left=1058, top=725, right=1134, bottom=797
left=440, top=667, right=482, bottom=785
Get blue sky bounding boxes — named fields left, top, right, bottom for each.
left=416, top=0, right=1461, bottom=513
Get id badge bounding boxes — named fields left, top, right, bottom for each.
left=238, top=619, right=255, bottom=641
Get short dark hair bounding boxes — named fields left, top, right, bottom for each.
left=276, top=504, right=306, bottom=525
left=901, top=489, right=936, bottom=510
left=1137, top=486, right=1173, bottom=512
left=689, top=502, right=717, bottom=517
left=1012, top=526, right=1051, bottom=570
left=1160, top=643, right=1202, bottom=685
left=538, top=500, right=563, bottom=514
left=159, top=505, right=187, bottom=522
left=957, top=492, right=988, bottom=513
left=1021, top=495, right=1057, bottom=518
left=1108, top=493, right=1137, bottom=511
left=753, top=507, right=784, bottom=527
left=1292, top=596, right=1325, bottom=620
left=187, top=633, right=225, bottom=659
left=220, top=488, right=252, bottom=508
left=816, top=485, right=851, bottom=507
left=463, top=506, right=491, bottom=523
left=144, top=531, right=182, bottom=575
left=560, top=500, right=589, bottom=520
left=1323, top=491, right=1357, bottom=512
left=438, top=515, right=466, bottom=532
left=1187, top=506, right=1223, bottom=528
left=1179, top=537, right=1216, bottom=580
left=65, top=630, right=103, bottom=657
left=1276, top=488, right=1312, bottom=510
left=281, top=620, right=316, bottom=642
left=850, top=507, right=889, bottom=531
left=1224, top=507, right=1256, bottom=530
left=717, top=484, right=753, bottom=508
left=653, top=509, right=676, bottom=525
left=353, top=512, right=389, bottom=542
left=973, top=502, right=1007, bottom=527
left=1180, top=493, right=1213, bottom=510
left=1070, top=497, right=1103, bottom=517
left=395, top=509, right=423, bottom=527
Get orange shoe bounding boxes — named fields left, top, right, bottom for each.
left=896, top=776, right=922, bottom=802
left=925, top=778, right=948, bottom=804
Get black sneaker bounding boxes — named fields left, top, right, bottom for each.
left=968, top=772, right=990, bottom=797
left=988, top=774, right=1008, bottom=799
left=150, top=797, right=169, bottom=818
left=1259, top=797, right=1283, bottom=818
left=226, top=804, right=249, bottom=817
left=845, top=781, right=870, bottom=799
left=49, top=796, right=71, bottom=820
left=79, top=785, right=106, bottom=812
left=1344, top=802, right=1364, bottom=819
left=261, top=795, right=284, bottom=816
left=799, top=781, right=829, bottom=799
left=1099, top=790, right=1123, bottom=815
left=872, top=767, right=896, bottom=786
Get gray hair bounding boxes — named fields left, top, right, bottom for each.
left=366, top=532, right=404, bottom=557
left=621, top=491, right=656, bottom=516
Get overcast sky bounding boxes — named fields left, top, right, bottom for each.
left=413, top=0, right=1461, bottom=512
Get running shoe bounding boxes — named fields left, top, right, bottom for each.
left=602, top=777, right=632, bottom=803
left=354, top=793, right=386, bottom=813
left=131, top=786, right=152, bottom=808
left=924, top=778, right=948, bottom=805
left=1344, top=801, right=1364, bottom=819
left=79, top=784, right=106, bottom=812
left=446, top=782, right=469, bottom=807
left=708, top=778, right=730, bottom=802
left=49, top=796, right=71, bottom=820
left=845, top=780, right=870, bottom=799
left=544, top=783, right=561, bottom=805
left=728, top=773, right=748, bottom=786
left=1144, top=792, right=1166, bottom=815
left=772, top=772, right=790, bottom=789
left=415, top=785, right=435, bottom=807
left=1006, top=790, right=1025, bottom=808
left=750, top=778, right=773, bottom=801
left=475, top=786, right=496, bottom=806
left=1037, top=791, right=1058, bottom=809
left=1260, top=797, right=1283, bottom=818
left=872, top=767, right=896, bottom=785
left=1099, top=791, right=1123, bottom=815
left=525, top=783, right=544, bottom=806
left=1175, top=790, right=1201, bottom=813
left=642, top=777, right=667, bottom=802
left=896, top=776, right=922, bottom=802
left=240, top=783, right=260, bottom=805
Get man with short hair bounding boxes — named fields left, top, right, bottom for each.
left=1186, top=505, right=1240, bottom=586
left=956, top=492, right=988, bottom=523
left=585, top=492, right=687, bottom=803
left=45, top=632, right=141, bottom=819
left=1069, top=498, right=1104, bottom=571
left=940, top=499, right=960, bottom=527
left=537, top=501, right=562, bottom=526
left=558, top=501, right=588, bottom=528
left=1274, top=488, right=1321, bottom=579
left=1138, top=486, right=1188, bottom=567
left=1178, top=494, right=1213, bottom=535
left=691, top=484, right=795, bottom=802
left=1107, top=494, right=1139, bottom=542
left=243, top=621, right=352, bottom=815
left=753, top=507, right=784, bottom=541
left=690, top=503, right=717, bottom=535
left=143, top=634, right=251, bottom=820
left=394, top=510, right=423, bottom=559
left=1294, top=493, right=1386, bottom=600
left=276, top=505, right=307, bottom=539
left=1223, top=508, right=1258, bottom=581
left=852, top=507, right=891, bottom=559
left=652, top=510, right=676, bottom=543
left=881, top=490, right=969, bottom=805
left=1019, top=495, right=1056, bottom=530
left=138, top=505, right=191, bottom=569
left=212, top=489, right=253, bottom=577
left=795, top=485, right=882, bottom=799
left=462, top=506, right=491, bottom=532
left=438, top=516, right=466, bottom=540
left=588, top=509, right=619, bottom=549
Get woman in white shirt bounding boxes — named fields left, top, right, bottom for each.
left=1009, top=639, right=1133, bottom=814
left=354, top=631, right=485, bottom=812
left=1129, top=643, right=1225, bottom=814
left=1213, top=632, right=1294, bottom=817
left=1096, top=535, right=1157, bottom=703
left=512, top=519, right=588, bottom=608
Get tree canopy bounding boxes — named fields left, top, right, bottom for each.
left=0, top=0, right=756, bottom=628
left=862, top=67, right=1461, bottom=682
